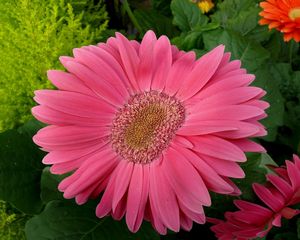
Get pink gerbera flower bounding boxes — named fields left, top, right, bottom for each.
left=209, top=154, right=300, bottom=240
left=32, top=30, right=268, bottom=234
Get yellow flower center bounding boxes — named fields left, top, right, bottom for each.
left=198, top=0, right=214, bottom=14
left=289, top=7, right=300, bottom=21
left=124, top=104, right=166, bottom=149
left=111, top=91, right=185, bottom=164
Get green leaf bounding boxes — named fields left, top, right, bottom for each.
left=171, top=31, right=203, bottom=51
left=171, top=23, right=219, bottom=52
left=225, top=7, right=271, bottom=43
left=258, top=153, right=278, bottom=173
left=171, top=0, right=208, bottom=32
left=0, top=123, right=44, bottom=214
left=152, top=0, right=172, bottom=16
left=202, top=29, right=270, bottom=72
left=235, top=153, right=268, bottom=201
left=134, top=9, right=178, bottom=37
left=265, top=32, right=300, bottom=63
left=211, top=0, right=257, bottom=25
left=25, top=200, right=160, bottom=240
left=254, top=65, right=285, bottom=141
left=40, top=167, right=65, bottom=203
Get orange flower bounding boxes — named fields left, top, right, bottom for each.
left=259, top=0, right=300, bottom=42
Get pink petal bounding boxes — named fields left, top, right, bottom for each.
left=213, top=121, right=260, bottom=139
left=189, top=87, right=264, bottom=111
left=73, top=48, right=129, bottom=98
left=267, top=174, right=293, bottom=199
left=33, top=126, right=109, bottom=151
left=115, top=33, right=140, bottom=92
left=210, top=60, right=242, bottom=82
left=112, top=160, right=134, bottom=211
left=63, top=149, right=119, bottom=198
left=32, top=105, right=112, bottom=127
left=246, top=99, right=270, bottom=110
left=126, top=164, right=144, bottom=232
left=286, top=160, right=300, bottom=190
left=189, top=135, right=247, bottom=162
left=130, top=40, right=140, bottom=52
left=96, top=162, right=123, bottom=218
left=63, top=60, right=124, bottom=106
left=47, top=70, right=94, bottom=96
left=272, top=214, right=282, bottom=227
left=137, top=30, right=157, bottom=91
left=230, top=139, right=266, bottom=153
left=147, top=201, right=167, bottom=235
left=34, top=90, right=115, bottom=118
left=177, top=147, right=234, bottom=194
left=177, top=120, right=238, bottom=136
left=171, top=135, right=194, bottom=149
left=186, top=105, right=264, bottom=122
left=133, top=164, right=150, bottom=232
left=253, top=183, right=285, bottom=211
left=163, top=147, right=211, bottom=208
left=178, top=201, right=205, bottom=224
left=84, top=45, right=132, bottom=93
left=191, top=74, right=255, bottom=102
left=176, top=45, right=225, bottom=101
left=180, top=212, right=193, bottom=231
left=151, top=35, right=172, bottom=91
left=164, top=51, right=195, bottom=96
left=234, top=200, right=273, bottom=216
left=200, top=155, right=245, bottom=178
left=42, top=143, right=101, bottom=164
left=149, top=162, right=180, bottom=232
left=112, top=194, right=127, bottom=220
left=50, top=157, right=85, bottom=174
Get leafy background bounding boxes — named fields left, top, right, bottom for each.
left=0, top=0, right=299, bottom=239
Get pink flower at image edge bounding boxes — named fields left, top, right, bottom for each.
left=209, top=154, right=300, bottom=240
left=32, top=30, right=268, bottom=234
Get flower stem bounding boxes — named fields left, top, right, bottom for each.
left=122, top=0, right=143, bottom=34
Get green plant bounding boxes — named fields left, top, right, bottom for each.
left=0, top=0, right=108, bottom=132
left=0, top=200, right=27, bottom=240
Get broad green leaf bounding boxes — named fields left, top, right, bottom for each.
left=134, top=9, right=178, bottom=37
left=202, top=29, right=270, bottom=72
left=211, top=0, right=257, bottom=25
left=172, top=31, right=203, bottom=51
left=17, top=119, right=45, bottom=137
left=25, top=200, right=160, bottom=240
left=235, top=153, right=268, bottom=201
left=40, top=167, right=65, bottom=203
left=265, top=32, right=300, bottom=63
left=171, top=23, right=219, bottom=51
left=226, top=7, right=271, bottom=43
left=152, top=0, right=172, bottom=16
left=254, top=65, right=285, bottom=141
left=258, top=153, right=278, bottom=173
left=277, top=69, right=300, bottom=150
left=0, top=123, right=44, bottom=214
left=171, top=0, right=208, bottom=32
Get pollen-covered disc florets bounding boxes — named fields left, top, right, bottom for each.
left=111, top=91, right=185, bottom=164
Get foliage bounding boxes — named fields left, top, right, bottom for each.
left=0, top=200, right=27, bottom=240
left=25, top=200, right=160, bottom=240
left=0, top=120, right=45, bottom=214
left=0, top=0, right=108, bottom=132
left=0, top=0, right=300, bottom=239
